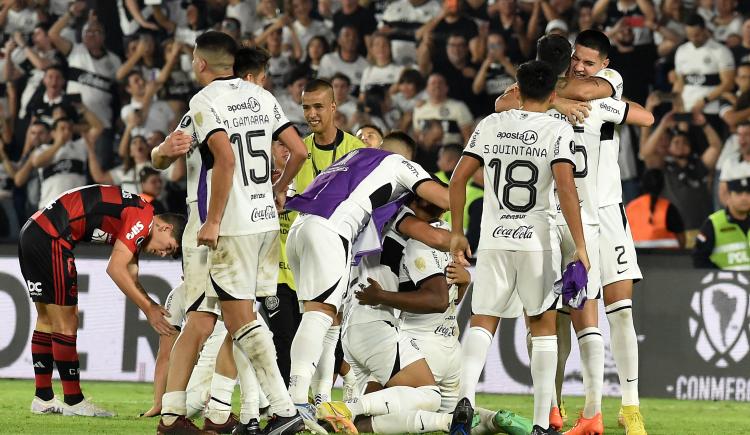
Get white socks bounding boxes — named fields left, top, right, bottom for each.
left=555, top=315, right=572, bottom=408
left=288, top=311, right=334, bottom=404
left=577, top=327, right=604, bottom=418
left=233, top=320, right=295, bottom=417
left=606, top=299, right=640, bottom=406
left=161, top=391, right=187, bottom=424
left=458, top=327, right=493, bottom=406
left=531, top=336, right=557, bottom=429
left=235, top=344, right=262, bottom=424
left=346, top=385, right=441, bottom=417
left=311, top=325, right=339, bottom=404
left=371, top=410, right=452, bottom=433
left=204, top=373, right=235, bottom=424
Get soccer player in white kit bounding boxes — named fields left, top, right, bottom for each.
left=150, top=31, right=309, bottom=435
left=449, top=60, right=590, bottom=435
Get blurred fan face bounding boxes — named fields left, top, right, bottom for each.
left=43, top=69, right=65, bottom=94
left=83, top=23, right=105, bottom=51
left=736, top=66, right=750, bottom=92
left=371, top=35, right=391, bottom=64
left=53, top=120, right=74, bottom=144
left=130, top=136, right=149, bottom=160
left=141, top=174, right=163, bottom=196
left=331, top=78, right=351, bottom=103
left=338, top=27, right=358, bottom=53
left=686, top=25, right=708, bottom=47
left=426, top=75, right=448, bottom=101
left=737, top=125, right=750, bottom=153
left=668, top=134, right=691, bottom=158
left=307, top=37, right=326, bottom=61
left=578, top=6, right=593, bottom=29
left=446, top=35, right=468, bottom=65
left=28, top=124, right=50, bottom=147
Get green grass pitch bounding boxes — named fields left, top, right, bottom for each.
left=0, top=379, right=747, bottom=434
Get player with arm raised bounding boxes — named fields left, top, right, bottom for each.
left=152, top=31, right=308, bottom=435
left=448, top=60, right=589, bottom=435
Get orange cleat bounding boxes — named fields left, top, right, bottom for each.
left=549, top=407, right=563, bottom=431
left=563, top=412, right=604, bottom=435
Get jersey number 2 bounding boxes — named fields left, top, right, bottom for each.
left=230, top=130, right=270, bottom=185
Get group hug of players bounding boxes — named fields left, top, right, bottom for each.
left=17, top=27, right=653, bottom=435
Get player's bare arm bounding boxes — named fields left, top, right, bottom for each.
left=415, top=179, right=450, bottom=211
left=397, top=216, right=451, bottom=252
left=356, top=277, right=450, bottom=314
left=445, top=262, right=470, bottom=302
left=273, top=126, right=307, bottom=209
left=198, top=131, right=235, bottom=249
left=494, top=86, right=521, bottom=113
left=552, top=160, right=590, bottom=271
left=107, top=240, right=176, bottom=336
left=624, top=101, right=655, bottom=127
left=151, top=131, right=192, bottom=169
left=448, top=155, right=480, bottom=263
left=555, top=76, right=612, bottom=101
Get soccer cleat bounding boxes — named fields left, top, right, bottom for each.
left=316, top=401, right=358, bottom=434
left=549, top=407, right=563, bottom=431
left=294, top=403, right=328, bottom=435
left=204, top=413, right=239, bottom=433
left=262, top=412, right=306, bottom=435
left=157, top=415, right=216, bottom=434
left=232, top=418, right=261, bottom=435
left=563, top=412, right=604, bottom=435
left=619, top=406, right=647, bottom=435
left=31, top=396, right=64, bottom=414
left=532, top=424, right=562, bottom=435
left=449, top=397, right=474, bottom=435
left=62, top=398, right=115, bottom=417
left=493, top=409, right=534, bottom=435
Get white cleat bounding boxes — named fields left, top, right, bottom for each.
left=30, top=396, right=64, bottom=414
left=62, top=399, right=115, bottom=417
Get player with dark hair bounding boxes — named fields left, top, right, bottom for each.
left=449, top=60, right=588, bottom=435
left=20, top=184, right=184, bottom=417
left=234, top=47, right=271, bottom=84
left=380, top=131, right=417, bottom=160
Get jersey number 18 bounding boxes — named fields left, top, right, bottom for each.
left=487, top=158, right=539, bottom=212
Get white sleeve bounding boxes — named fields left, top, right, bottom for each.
left=164, top=284, right=187, bottom=328
left=462, top=121, right=483, bottom=162
left=174, top=112, right=196, bottom=136
left=402, top=239, right=445, bottom=286
left=268, top=95, right=293, bottom=139
left=674, top=45, right=686, bottom=75
left=550, top=123, right=576, bottom=167
left=717, top=44, right=735, bottom=71
left=188, top=93, right=226, bottom=143
left=392, top=155, right=433, bottom=192
left=596, top=98, right=629, bottom=124
left=595, top=68, right=624, bottom=100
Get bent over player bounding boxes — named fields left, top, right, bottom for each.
left=19, top=184, right=185, bottom=417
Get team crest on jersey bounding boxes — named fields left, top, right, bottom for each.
left=439, top=106, right=450, bottom=117
left=195, top=112, right=204, bottom=126
left=415, top=257, right=427, bottom=271
left=180, top=115, right=192, bottom=128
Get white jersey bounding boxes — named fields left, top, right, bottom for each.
left=35, top=138, right=88, bottom=208
left=182, top=77, right=292, bottom=236
left=380, top=0, right=441, bottom=65
left=593, top=68, right=630, bottom=208
left=360, top=64, right=404, bottom=93
left=674, top=39, right=734, bottom=113
left=343, top=207, right=414, bottom=328
left=548, top=97, right=629, bottom=225
left=398, top=220, right=459, bottom=347
left=463, top=110, right=576, bottom=251
left=317, top=52, right=369, bottom=93
left=66, top=44, right=121, bottom=129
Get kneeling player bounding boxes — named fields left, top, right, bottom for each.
left=19, top=184, right=184, bottom=416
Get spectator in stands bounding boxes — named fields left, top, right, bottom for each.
left=32, top=116, right=101, bottom=208
left=24, top=66, right=76, bottom=127
left=719, top=122, right=750, bottom=204
left=360, top=33, right=403, bottom=97
left=0, top=0, right=39, bottom=36
left=709, top=0, right=743, bottom=44
left=731, top=18, right=750, bottom=64
left=116, top=33, right=160, bottom=82
left=286, top=0, right=334, bottom=50
left=333, top=0, right=377, bottom=56
left=12, top=121, right=49, bottom=219
left=412, top=72, right=474, bottom=147
left=301, top=35, right=329, bottom=79
left=416, top=0, right=481, bottom=62
left=276, top=67, right=309, bottom=136
left=640, top=110, right=722, bottom=232
left=225, top=0, right=258, bottom=38
left=0, top=136, right=19, bottom=238
left=569, top=1, right=597, bottom=43
left=593, top=0, right=656, bottom=47
left=261, top=23, right=300, bottom=91
left=414, top=119, right=444, bottom=172
left=719, top=62, right=750, bottom=130
left=626, top=169, right=686, bottom=248
left=419, top=32, right=481, bottom=114
left=355, top=124, right=384, bottom=148
left=391, top=68, right=426, bottom=132
left=87, top=130, right=152, bottom=195
left=319, top=26, right=369, bottom=94
left=489, top=0, right=533, bottom=62
left=379, top=0, right=442, bottom=66
left=652, top=0, right=687, bottom=58
left=159, top=40, right=193, bottom=119
left=331, top=73, right=357, bottom=126
left=49, top=10, right=121, bottom=168
left=172, top=0, right=210, bottom=47
left=673, top=14, right=735, bottom=120
left=609, top=19, right=657, bottom=104
left=472, top=32, right=517, bottom=108
left=219, top=17, right=242, bottom=43
left=139, top=166, right=167, bottom=214
left=120, top=71, right=175, bottom=138
left=693, top=176, right=750, bottom=269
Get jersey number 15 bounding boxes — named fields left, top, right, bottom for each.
left=230, top=130, right=270, bottom=185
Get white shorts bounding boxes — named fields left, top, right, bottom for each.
left=342, top=321, right=424, bottom=387
left=472, top=249, right=557, bottom=318
left=598, top=204, right=643, bottom=287
left=287, top=214, right=352, bottom=310
left=410, top=335, right=461, bottom=412
left=206, top=231, right=279, bottom=302
left=552, top=224, right=602, bottom=302
left=182, top=203, right=220, bottom=316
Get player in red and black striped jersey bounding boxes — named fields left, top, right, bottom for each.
left=18, top=184, right=186, bottom=417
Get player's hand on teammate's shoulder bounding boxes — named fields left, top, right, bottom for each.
left=355, top=277, right=384, bottom=306
left=197, top=221, right=220, bottom=249
left=160, top=131, right=192, bottom=158
left=145, top=303, right=177, bottom=336
left=450, top=232, right=472, bottom=267
left=446, top=261, right=470, bottom=286
left=554, top=98, right=592, bottom=125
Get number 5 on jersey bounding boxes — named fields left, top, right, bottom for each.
left=230, top=129, right=270, bottom=185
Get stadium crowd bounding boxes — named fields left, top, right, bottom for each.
left=1, top=0, right=750, bottom=263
